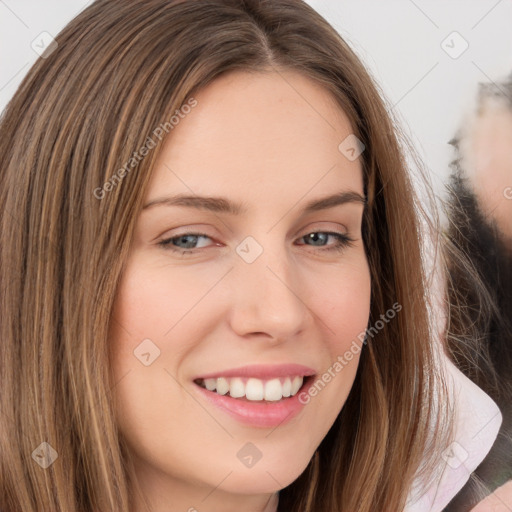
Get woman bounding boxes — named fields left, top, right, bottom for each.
left=0, top=0, right=464, bottom=510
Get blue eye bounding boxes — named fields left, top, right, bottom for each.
left=297, top=232, right=355, bottom=252
left=157, top=231, right=355, bottom=255
left=158, top=233, right=211, bottom=252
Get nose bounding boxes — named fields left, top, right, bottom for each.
left=227, top=244, right=311, bottom=342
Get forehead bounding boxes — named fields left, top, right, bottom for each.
left=147, top=69, right=363, bottom=202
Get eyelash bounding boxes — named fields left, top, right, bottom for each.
left=157, top=230, right=356, bottom=255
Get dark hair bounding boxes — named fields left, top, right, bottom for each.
left=443, top=72, right=512, bottom=510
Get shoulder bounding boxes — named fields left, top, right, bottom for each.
left=404, top=357, right=503, bottom=512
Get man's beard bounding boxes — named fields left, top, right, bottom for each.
left=443, top=159, right=512, bottom=511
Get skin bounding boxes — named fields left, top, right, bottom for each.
left=470, top=480, right=512, bottom=511
left=108, top=69, right=371, bottom=512
left=459, top=97, right=512, bottom=245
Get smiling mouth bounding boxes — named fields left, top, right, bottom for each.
left=193, top=375, right=314, bottom=402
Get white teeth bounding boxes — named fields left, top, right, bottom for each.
left=264, top=378, right=284, bottom=401
left=245, top=378, right=264, bottom=400
left=229, top=378, right=245, bottom=398
left=291, top=376, right=303, bottom=396
left=198, top=375, right=305, bottom=401
left=205, top=378, right=216, bottom=391
left=215, top=377, right=229, bottom=395
left=282, top=377, right=292, bottom=398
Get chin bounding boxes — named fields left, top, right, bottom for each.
left=219, top=449, right=314, bottom=495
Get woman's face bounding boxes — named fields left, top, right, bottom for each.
left=109, top=69, right=371, bottom=511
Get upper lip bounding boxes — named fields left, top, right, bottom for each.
left=193, top=364, right=317, bottom=381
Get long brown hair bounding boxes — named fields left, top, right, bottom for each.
left=0, top=1, right=452, bottom=510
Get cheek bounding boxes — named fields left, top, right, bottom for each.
left=298, top=256, right=371, bottom=399
left=313, top=257, right=371, bottom=352
left=108, top=256, right=219, bottom=369
left=291, top=258, right=370, bottom=446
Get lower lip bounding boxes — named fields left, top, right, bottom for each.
left=193, top=377, right=314, bottom=428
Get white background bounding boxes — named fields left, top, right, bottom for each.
left=1, top=0, right=511, bottom=202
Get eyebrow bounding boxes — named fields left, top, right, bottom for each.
left=142, top=190, right=366, bottom=215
